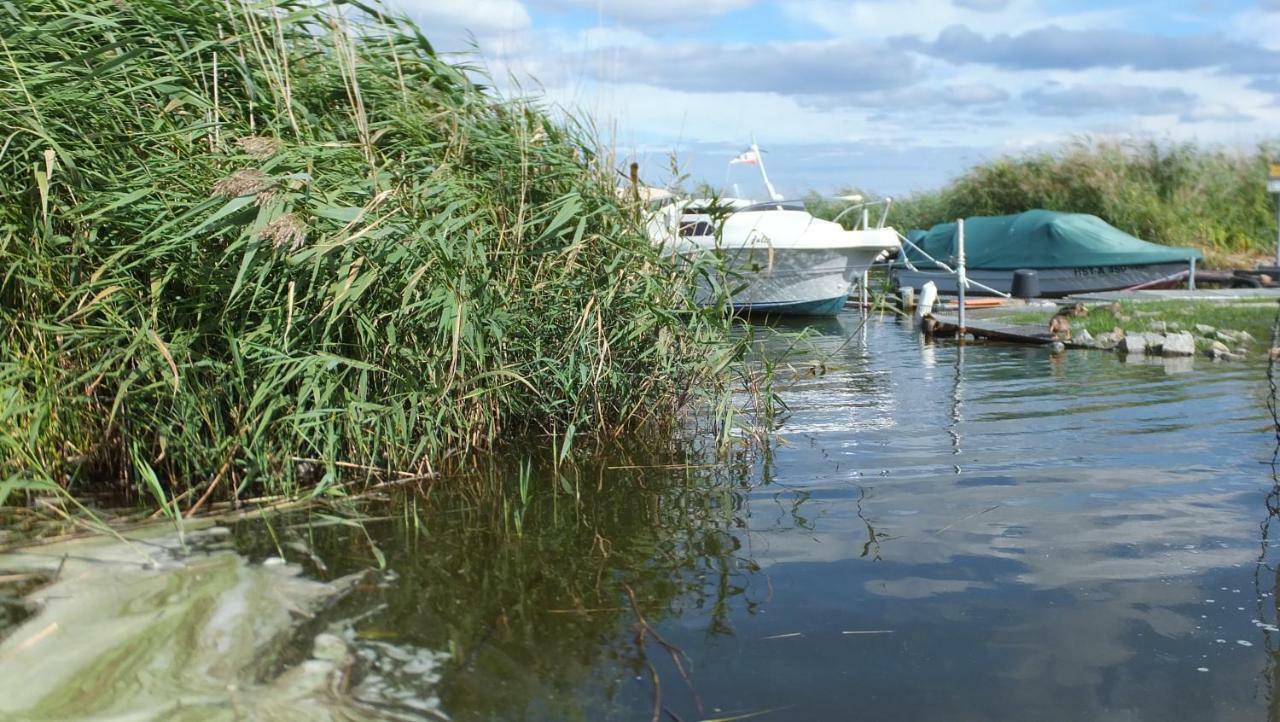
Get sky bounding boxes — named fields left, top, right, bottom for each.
left=389, top=0, right=1280, bottom=198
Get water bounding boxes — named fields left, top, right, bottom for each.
left=5, top=312, right=1280, bottom=720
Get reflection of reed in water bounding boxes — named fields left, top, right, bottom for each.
left=1255, top=304, right=1280, bottom=721
left=265, top=447, right=769, bottom=722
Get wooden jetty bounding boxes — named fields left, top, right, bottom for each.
left=930, top=315, right=1079, bottom=347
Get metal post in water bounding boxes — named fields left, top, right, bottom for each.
left=956, top=218, right=967, bottom=338
left=1189, top=257, right=1197, bottom=291
left=861, top=270, right=869, bottom=308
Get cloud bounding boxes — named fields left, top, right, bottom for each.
left=785, top=0, right=1130, bottom=44
left=952, top=0, right=1012, bottom=10
left=593, top=39, right=921, bottom=96
left=1179, top=105, right=1255, bottom=123
left=800, top=82, right=1010, bottom=112
left=395, top=0, right=531, bottom=40
left=532, top=0, right=757, bottom=24
left=907, top=24, right=1280, bottom=76
left=940, top=83, right=1011, bottom=104
left=1023, top=84, right=1196, bottom=116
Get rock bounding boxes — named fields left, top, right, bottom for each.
left=1195, top=324, right=1216, bottom=336
left=1161, top=332, right=1196, bottom=356
left=1049, top=341, right=1066, bottom=354
left=1119, top=332, right=1152, bottom=355
left=1073, top=329, right=1095, bottom=348
left=1237, top=330, right=1256, bottom=345
left=1166, top=321, right=1183, bottom=331
left=1148, top=320, right=1167, bottom=334
left=1094, top=330, right=1123, bottom=350
left=1207, top=340, right=1233, bottom=360
left=1269, top=347, right=1280, bottom=361
left=1215, top=330, right=1239, bottom=344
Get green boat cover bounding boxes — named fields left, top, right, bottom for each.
left=901, top=210, right=1202, bottom=270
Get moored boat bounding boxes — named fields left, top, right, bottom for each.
left=892, top=210, right=1203, bottom=297
left=644, top=142, right=900, bottom=317
left=650, top=198, right=900, bottom=315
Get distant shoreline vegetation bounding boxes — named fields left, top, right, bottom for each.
left=820, top=138, right=1279, bottom=268
left=0, top=0, right=738, bottom=511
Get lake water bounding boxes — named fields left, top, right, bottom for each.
left=6, top=310, right=1280, bottom=721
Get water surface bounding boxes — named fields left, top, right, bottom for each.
left=9, top=311, right=1280, bottom=721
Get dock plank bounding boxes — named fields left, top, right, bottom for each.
left=932, top=315, right=1060, bottom=346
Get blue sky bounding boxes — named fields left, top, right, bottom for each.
left=398, top=0, right=1280, bottom=197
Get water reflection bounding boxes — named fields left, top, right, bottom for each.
left=1256, top=347, right=1280, bottom=720
left=6, top=311, right=1280, bottom=720
left=7, top=311, right=1256, bottom=721
left=230, top=449, right=769, bottom=722
left=216, top=313, right=1280, bottom=721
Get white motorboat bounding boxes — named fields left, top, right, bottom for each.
left=645, top=144, right=900, bottom=317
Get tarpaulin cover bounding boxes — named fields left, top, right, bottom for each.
left=901, top=210, right=1202, bottom=270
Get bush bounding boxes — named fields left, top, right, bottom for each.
left=885, top=138, right=1278, bottom=265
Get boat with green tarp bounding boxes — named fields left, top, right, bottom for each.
left=892, top=210, right=1203, bottom=297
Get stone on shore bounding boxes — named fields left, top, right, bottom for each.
left=1073, top=329, right=1095, bottom=348
left=1148, top=320, right=1167, bottom=334
left=1094, top=329, right=1124, bottom=351
left=1161, top=332, right=1195, bottom=357
left=1120, top=332, right=1154, bottom=355
left=1207, top=340, right=1233, bottom=360
left=1195, top=324, right=1216, bottom=336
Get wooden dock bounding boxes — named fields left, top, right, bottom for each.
left=930, top=315, right=1064, bottom=346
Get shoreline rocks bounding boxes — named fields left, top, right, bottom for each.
left=1036, top=309, right=1259, bottom=363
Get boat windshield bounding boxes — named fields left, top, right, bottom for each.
left=732, top=200, right=806, bottom=213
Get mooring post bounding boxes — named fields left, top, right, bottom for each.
left=1189, top=257, right=1197, bottom=291
left=1269, top=158, right=1280, bottom=267
left=956, top=218, right=967, bottom=338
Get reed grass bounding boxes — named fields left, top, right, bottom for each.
left=0, top=0, right=737, bottom=509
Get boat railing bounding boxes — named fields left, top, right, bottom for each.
left=831, top=198, right=893, bottom=231
left=894, top=225, right=1012, bottom=302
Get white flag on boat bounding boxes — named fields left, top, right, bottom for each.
left=729, top=149, right=759, bottom=165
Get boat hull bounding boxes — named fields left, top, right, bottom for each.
left=704, top=246, right=887, bottom=317
left=649, top=200, right=900, bottom=317
left=892, top=262, right=1192, bottom=298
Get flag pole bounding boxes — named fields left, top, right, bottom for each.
left=751, top=137, right=782, bottom=201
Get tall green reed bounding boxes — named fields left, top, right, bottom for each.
left=0, top=0, right=738, bottom=510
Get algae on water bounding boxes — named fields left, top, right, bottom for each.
left=0, top=527, right=446, bottom=721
